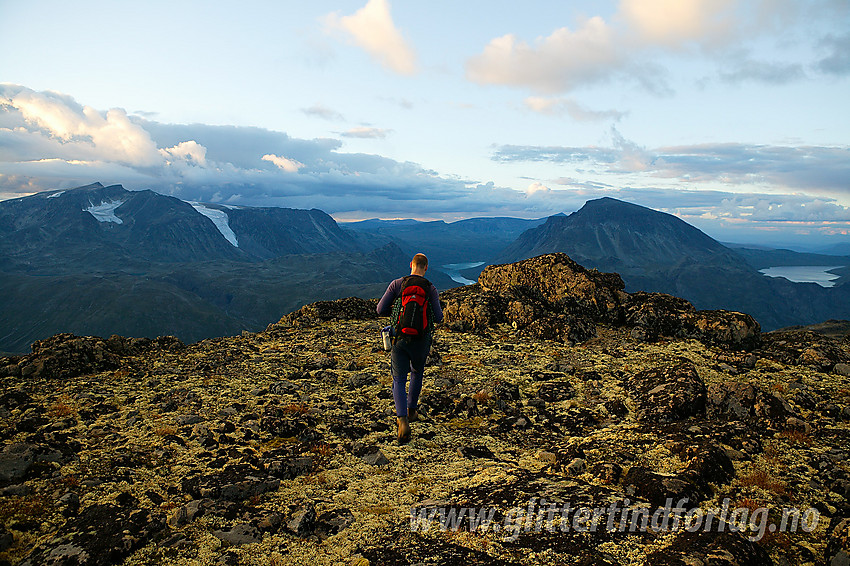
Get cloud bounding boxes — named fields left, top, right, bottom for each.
left=817, top=32, right=850, bottom=75
left=324, top=0, right=417, bottom=75
left=340, top=127, right=391, bottom=139
left=526, top=182, right=551, bottom=195
left=0, top=83, right=162, bottom=167
left=524, top=97, right=626, bottom=122
left=493, top=132, right=850, bottom=195
left=466, top=17, right=624, bottom=94
left=465, top=0, right=845, bottom=95
left=718, top=57, right=806, bottom=84
left=618, top=0, right=737, bottom=47
left=261, top=154, right=304, bottom=173
left=301, top=104, right=345, bottom=121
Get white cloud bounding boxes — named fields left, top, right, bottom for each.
left=340, top=127, right=391, bottom=139
left=466, top=17, right=622, bottom=94
left=466, top=0, right=844, bottom=95
left=618, top=0, right=736, bottom=47
left=1, top=83, right=161, bottom=166
left=161, top=141, right=208, bottom=167
left=524, top=96, right=626, bottom=122
left=526, top=181, right=550, bottom=195
left=261, top=153, right=304, bottom=173
left=301, top=104, right=345, bottom=121
left=324, top=0, right=417, bottom=75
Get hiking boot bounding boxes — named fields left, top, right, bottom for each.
left=408, top=407, right=420, bottom=422
left=397, top=417, right=411, bottom=444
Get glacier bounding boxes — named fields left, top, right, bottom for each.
left=85, top=199, right=125, bottom=224
left=190, top=203, right=239, bottom=247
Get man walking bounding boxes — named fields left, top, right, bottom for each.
left=376, top=253, right=443, bottom=444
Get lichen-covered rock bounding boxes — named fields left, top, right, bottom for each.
left=20, top=501, right=165, bottom=566
left=681, top=309, right=761, bottom=351
left=760, top=329, right=850, bottom=372
left=13, top=332, right=184, bottom=381
left=275, top=296, right=378, bottom=328
left=623, top=466, right=701, bottom=509
left=479, top=253, right=628, bottom=324
left=644, top=528, right=773, bottom=565
left=707, top=381, right=793, bottom=428
left=679, top=443, right=736, bottom=494
left=624, top=292, right=696, bottom=341
left=440, top=284, right=507, bottom=333
left=18, top=334, right=121, bottom=380
left=626, top=362, right=706, bottom=423
left=826, top=517, right=850, bottom=566
left=624, top=293, right=760, bottom=350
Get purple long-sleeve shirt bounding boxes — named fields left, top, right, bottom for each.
left=376, top=276, right=443, bottom=323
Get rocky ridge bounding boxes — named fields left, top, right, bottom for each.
left=0, top=253, right=848, bottom=565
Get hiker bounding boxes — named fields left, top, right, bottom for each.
left=376, top=253, right=443, bottom=444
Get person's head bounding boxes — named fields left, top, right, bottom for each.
left=410, top=253, right=428, bottom=275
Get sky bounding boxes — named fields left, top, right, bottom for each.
left=1, top=0, right=849, bottom=249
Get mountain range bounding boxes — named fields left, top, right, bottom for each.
left=0, top=183, right=456, bottom=353
left=1, top=183, right=848, bottom=352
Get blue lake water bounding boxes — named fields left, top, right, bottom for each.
left=759, top=265, right=844, bottom=287
left=442, top=261, right=486, bottom=285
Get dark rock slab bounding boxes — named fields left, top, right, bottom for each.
left=457, top=445, right=496, bottom=459
left=287, top=502, right=316, bottom=536
left=315, top=508, right=355, bottom=539
left=21, top=503, right=164, bottom=566
left=827, top=517, right=850, bottom=566
left=623, top=466, right=701, bottom=509
left=537, top=380, right=576, bottom=402
left=644, top=528, right=773, bottom=565
left=627, top=362, right=706, bottom=423
left=212, top=523, right=261, bottom=546
left=760, top=329, right=850, bottom=372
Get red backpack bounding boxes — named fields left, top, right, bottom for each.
left=395, top=275, right=431, bottom=338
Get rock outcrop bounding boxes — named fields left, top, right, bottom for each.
left=444, top=253, right=760, bottom=350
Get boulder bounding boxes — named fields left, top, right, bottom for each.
left=623, top=466, right=701, bottom=509
left=626, top=362, right=706, bottom=423
left=21, top=503, right=164, bottom=566
left=707, top=381, right=792, bottom=428
left=644, top=528, right=773, bottom=565
left=624, top=293, right=760, bottom=350
left=826, top=517, right=850, bottom=566
left=478, top=253, right=627, bottom=324
left=760, top=330, right=850, bottom=372
left=440, top=285, right=507, bottom=333
left=275, top=297, right=378, bottom=328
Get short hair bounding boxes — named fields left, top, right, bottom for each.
left=412, top=253, right=428, bottom=269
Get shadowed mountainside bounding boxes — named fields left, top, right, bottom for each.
left=497, top=198, right=850, bottom=331
left=0, top=184, right=457, bottom=353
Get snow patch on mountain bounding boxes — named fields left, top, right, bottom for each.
left=190, top=203, right=239, bottom=247
left=85, top=199, right=125, bottom=224
left=47, top=191, right=65, bottom=198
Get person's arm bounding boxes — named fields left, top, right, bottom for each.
left=429, top=284, right=443, bottom=323
left=376, top=278, right=402, bottom=316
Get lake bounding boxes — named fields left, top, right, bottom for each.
left=442, top=261, right=486, bottom=285
left=759, top=265, right=844, bottom=287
